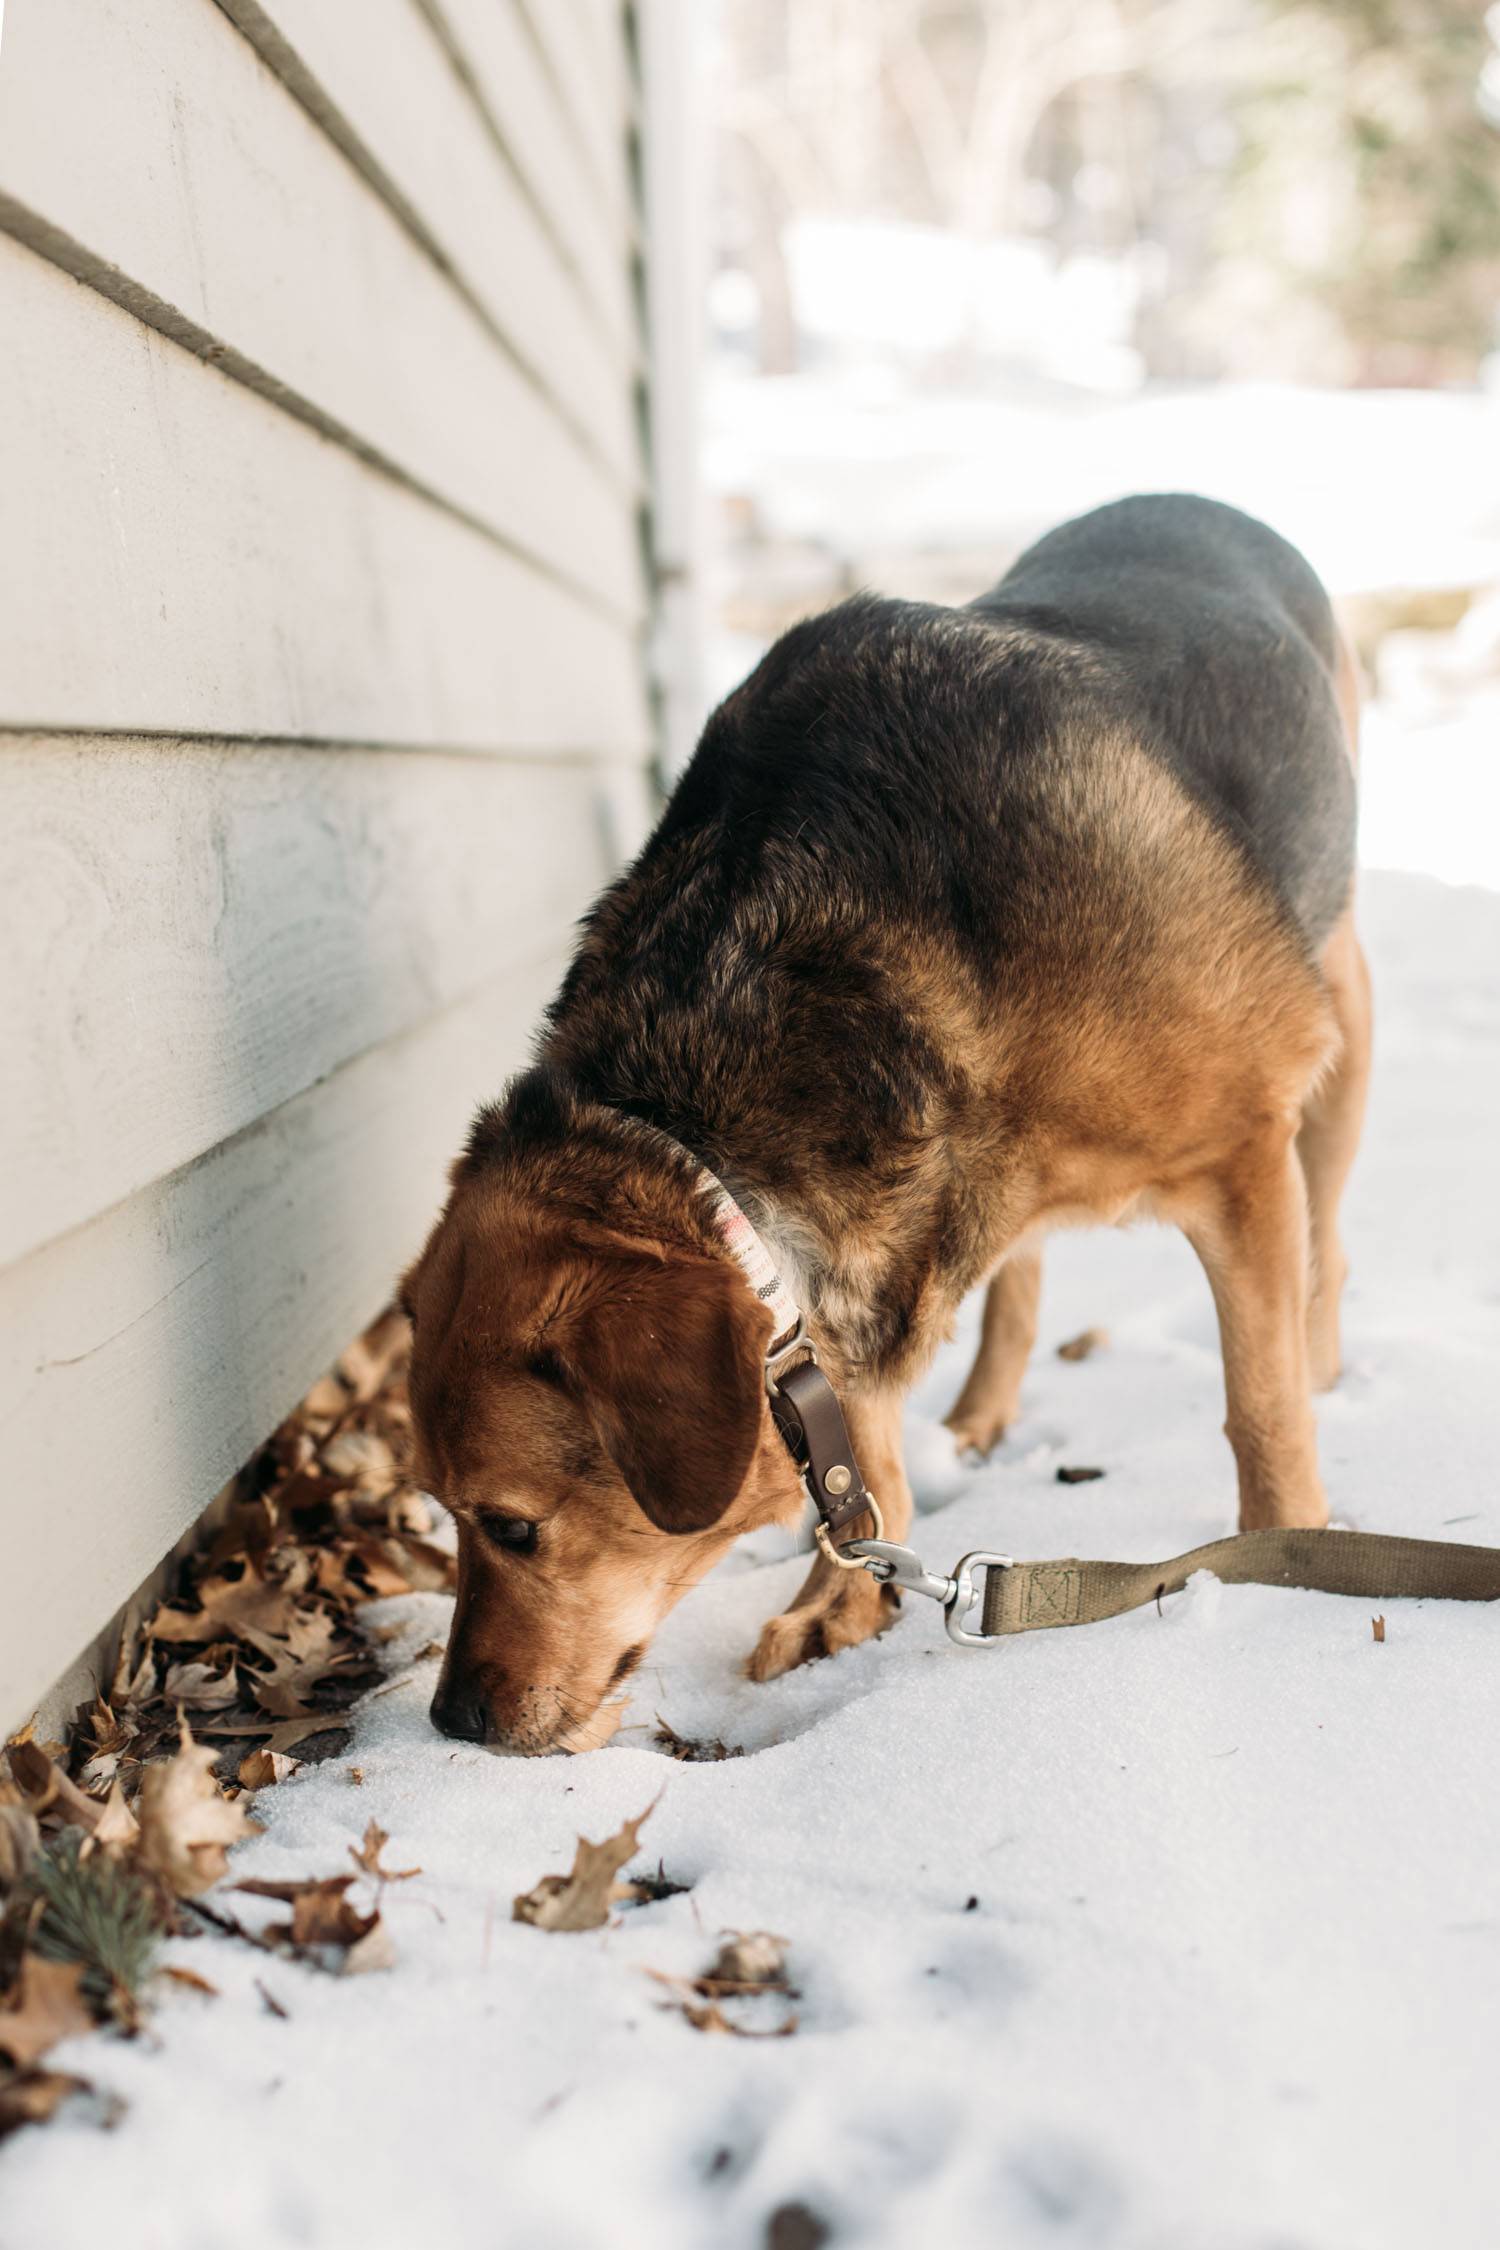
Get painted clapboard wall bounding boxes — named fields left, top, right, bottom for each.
left=0, top=0, right=675, bottom=1729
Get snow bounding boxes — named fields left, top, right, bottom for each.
left=705, top=370, right=1500, bottom=602
left=4, top=861, right=1499, bottom=2249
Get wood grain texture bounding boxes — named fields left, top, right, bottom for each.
left=0, top=0, right=643, bottom=621
left=0, top=737, right=653, bottom=1268
left=214, top=0, right=642, bottom=488
left=0, top=962, right=565, bottom=1734
left=0, top=234, right=649, bottom=751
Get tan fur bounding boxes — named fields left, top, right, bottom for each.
left=408, top=674, right=1370, bottom=1724
left=746, top=728, right=1359, bottom=1672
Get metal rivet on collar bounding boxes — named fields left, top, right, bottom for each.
left=824, top=1464, right=852, bottom=1496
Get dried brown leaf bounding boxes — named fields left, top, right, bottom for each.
left=701, top=1930, right=792, bottom=1995
left=290, top=1882, right=372, bottom=1951
left=90, top=1780, right=141, bottom=1857
left=135, top=1722, right=259, bottom=1898
left=0, top=1801, right=40, bottom=1893
left=335, top=1336, right=384, bottom=1402
left=7, top=1742, right=136, bottom=1850
left=0, top=1956, right=93, bottom=2070
left=1056, top=1327, right=1109, bottom=1362
left=341, top=1917, right=396, bottom=1976
left=647, top=1929, right=798, bottom=2038
left=654, top=1718, right=744, bottom=1764
left=381, top=1536, right=457, bottom=1594
left=162, top=1658, right=242, bottom=1711
left=349, top=1821, right=419, bottom=1885
left=512, top=1800, right=658, bottom=1933
left=148, top=1561, right=296, bottom=1648
left=344, top=1540, right=415, bottom=1602
left=195, top=1716, right=347, bottom=1758
left=159, top=1964, right=218, bottom=1997
left=0, top=2067, right=95, bottom=2141
left=321, top=1430, right=397, bottom=1489
left=1372, top=1614, right=1386, bottom=1642
left=236, top=1871, right=394, bottom=1972
left=237, top=1748, right=299, bottom=1791
left=301, top=1374, right=350, bottom=1420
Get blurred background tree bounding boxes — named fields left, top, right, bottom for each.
left=718, top=0, right=1500, bottom=387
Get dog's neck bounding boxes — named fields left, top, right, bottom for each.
left=476, top=1068, right=960, bottom=1386
left=623, top=1122, right=923, bottom=1387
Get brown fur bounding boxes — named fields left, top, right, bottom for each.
left=403, top=539, right=1369, bottom=1746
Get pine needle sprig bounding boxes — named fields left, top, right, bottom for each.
left=26, top=1834, right=163, bottom=2026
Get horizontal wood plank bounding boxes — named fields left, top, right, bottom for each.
left=215, top=0, right=642, bottom=486
left=516, top=0, right=636, bottom=233
left=424, top=0, right=638, bottom=349
left=0, top=737, right=654, bottom=1269
left=0, top=234, right=649, bottom=751
left=0, top=964, right=565, bottom=1734
left=0, top=0, right=643, bottom=622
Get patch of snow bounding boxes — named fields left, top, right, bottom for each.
left=5, top=866, right=1499, bottom=2248
left=706, top=370, right=1500, bottom=600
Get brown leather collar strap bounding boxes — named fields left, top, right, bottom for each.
left=768, top=1358, right=876, bottom=1539
left=980, top=1526, right=1500, bottom=1637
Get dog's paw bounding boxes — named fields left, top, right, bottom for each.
left=745, top=1577, right=899, bottom=1682
left=943, top=1407, right=1010, bottom=1462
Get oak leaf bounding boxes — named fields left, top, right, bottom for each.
left=0, top=2067, right=93, bottom=2141
left=647, top=1930, right=798, bottom=2038
left=162, top=1658, right=241, bottom=1711
left=7, top=1743, right=138, bottom=1853
left=0, top=1799, right=40, bottom=1892
left=0, top=1956, right=93, bottom=2070
left=235, top=1872, right=394, bottom=1972
left=237, top=1748, right=299, bottom=1791
left=512, top=1800, right=658, bottom=1933
left=135, top=1722, right=259, bottom=1897
left=349, top=1821, right=420, bottom=1885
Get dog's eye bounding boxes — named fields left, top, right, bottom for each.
left=478, top=1513, right=539, bottom=1555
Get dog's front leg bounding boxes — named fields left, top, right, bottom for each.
left=1183, top=1136, right=1329, bottom=1531
left=747, top=1388, right=914, bottom=1680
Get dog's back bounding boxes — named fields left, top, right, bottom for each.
left=972, top=493, right=1355, bottom=948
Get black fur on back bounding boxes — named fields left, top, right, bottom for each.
left=973, top=493, right=1353, bottom=937
left=475, top=496, right=1354, bottom=1294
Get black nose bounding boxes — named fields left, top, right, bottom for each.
left=430, top=1683, right=488, bottom=1743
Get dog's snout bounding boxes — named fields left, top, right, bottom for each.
left=430, top=1681, right=489, bottom=1744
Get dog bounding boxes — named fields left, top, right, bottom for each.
left=402, top=493, right=1370, bottom=1754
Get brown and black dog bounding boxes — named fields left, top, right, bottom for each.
left=402, top=494, right=1370, bottom=1754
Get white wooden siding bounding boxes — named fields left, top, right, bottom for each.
left=0, top=238, right=645, bottom=750
left=0, top=967, right=564, bottom=1724
left=0, top=0, right=658, bottom=1730
left=0, top=0, right=643, bottom=618
left=213, top=0, right=642, bottom=481
left=0, top=740, right=644, bottom=1270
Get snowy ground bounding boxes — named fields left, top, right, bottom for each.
left=4, top=854, right=1498, bottom=2248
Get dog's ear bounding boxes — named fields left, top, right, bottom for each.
left=560, top=1251, right=773, bottom=1533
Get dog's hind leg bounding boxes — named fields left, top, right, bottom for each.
left=943, top=1242, right=1043, bottom=1458
left=1299, top=905, right=1372, bottom=1390
left=746, top=1388, right=914, bottom=1681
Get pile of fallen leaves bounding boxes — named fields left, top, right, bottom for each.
left=1, top=1308, right=447, bottom=2139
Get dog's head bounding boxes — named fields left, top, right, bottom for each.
left=401, top=1180, right=802, bottom=1753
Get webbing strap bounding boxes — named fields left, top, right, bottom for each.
left=980, top=1527, right=1500, bottom=1637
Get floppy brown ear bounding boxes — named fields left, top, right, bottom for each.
left=562, top=1252, right=773, bottom=1533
